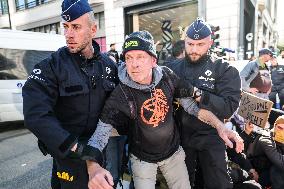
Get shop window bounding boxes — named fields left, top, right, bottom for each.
left=136, top=2, right=198, bottom=63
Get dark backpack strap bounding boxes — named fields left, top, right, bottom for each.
left=119, top=83, right=137, bottom=119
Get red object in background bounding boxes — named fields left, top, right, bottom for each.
left=95, top=37, right=106, bottom=52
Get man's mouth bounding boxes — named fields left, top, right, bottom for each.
left=132, top=72, right=140, bottom=75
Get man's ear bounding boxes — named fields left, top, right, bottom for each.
left=209, top=39, right=213, bottom=48
left=152, top=57, right=157, bottom=67
left=91, top=24, right=97, bottom=39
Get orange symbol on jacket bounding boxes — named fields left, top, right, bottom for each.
left=141, top=89, right=169, bottom=127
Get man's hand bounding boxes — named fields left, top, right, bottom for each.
left=196, top=109, right=244, bottom=153
left=216, top=126, right=244, bottom=153
left=248, top=168, right=259, bottom=182
left=87, top=160, right=114, bottom=189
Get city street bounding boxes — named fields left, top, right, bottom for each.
left=0, top=123, right=130, bottom=189
left=0, top=123, right=52, bottom=189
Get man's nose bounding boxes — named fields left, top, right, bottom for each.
left=191, top=45, right=198, bottom=53
left=64, top=28, right=74, bottom=38
left=131, top=58, right=140, bottom=67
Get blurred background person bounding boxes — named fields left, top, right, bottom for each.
left=108, top=43, right=120, bottom=64
left=240, top=48, right=273, bottom=99
left=164, top=40, right=185, bottom=66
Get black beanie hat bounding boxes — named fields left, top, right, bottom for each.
left=122, top=30, right=157, bottom=59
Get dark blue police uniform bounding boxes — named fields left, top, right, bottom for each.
left=22, top=1, right=118, bottom=188
left=168, top=18, right=241, bottom=189
left=23, top=40, right=118, bottom=189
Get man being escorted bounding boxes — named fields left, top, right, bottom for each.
left=85, top=29, right=243, bottom=189
left=168, top=18, right=242, bottom=189
left=22, top=0, right=118, bottom=188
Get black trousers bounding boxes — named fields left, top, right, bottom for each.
left=51, top=158, right=88, bottom=189
left=183, top=134, right=233, bottom=189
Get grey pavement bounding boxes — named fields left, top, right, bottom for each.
left=0, top=127, right=52, bottom=189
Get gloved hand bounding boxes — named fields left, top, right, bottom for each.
left=68, top=142, right=104, bottom=166
left=176, top=81, right=201, bottom=99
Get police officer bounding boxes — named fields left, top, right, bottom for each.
left=168, top=18, right=241, bottom=189
left=22, top=0, right=118, bottom=189
left=269, top=56, right=284, bottom=109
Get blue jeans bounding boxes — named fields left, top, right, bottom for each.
left=105, top=136, right=127, bottom=187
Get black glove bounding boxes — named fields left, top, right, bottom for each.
left=176, top=81, right=203, bottom=99
left=68, top=142, right=104, bottom=166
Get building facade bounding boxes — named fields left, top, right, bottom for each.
left=0, top=0, right=279, bottom=59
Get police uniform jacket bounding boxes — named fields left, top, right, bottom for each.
left=168, top=56, right=241, bottom=147
left=271, top=65, right=284, bottom=92
left=22, top=41, right=118, bottom=159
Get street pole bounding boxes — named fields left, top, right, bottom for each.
left=6, top=0, right=12, bottom=29
left=238, top=0, right=244, bottom=60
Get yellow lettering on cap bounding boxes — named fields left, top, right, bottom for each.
left=125, top=40, right=139, bottom=49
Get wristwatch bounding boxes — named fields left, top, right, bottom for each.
left=193, top=87, right=203, bottom=99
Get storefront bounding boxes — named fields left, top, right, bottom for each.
left=124, top=0, right=198, bottom=63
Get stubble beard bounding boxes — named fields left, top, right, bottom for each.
left=185, top=52, right=208, bottom=64
left=68, top=41, right=89, bottom=54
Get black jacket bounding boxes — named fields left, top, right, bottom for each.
left=23, top=41, right=118, bottom=159
left=168, top=56, right=241, bottom=147
left=270, top=65, right=284, bottom=92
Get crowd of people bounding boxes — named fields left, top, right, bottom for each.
left=22, top=0, right=283, bottom=189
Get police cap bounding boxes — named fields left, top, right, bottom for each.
left=259, top=48, right=274, bottom=57
left=186, top=18, right=212, bottom=40
left=61, top=0, right=92, bottom=22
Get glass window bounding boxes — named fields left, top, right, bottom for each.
left=136, top=3, right=198, bottom=63
left=99, top=12, right=105, bottom=30
left=0, top=49, right=52, bottom=80
left=24, top=22, right=61, bottom=34
left=15, top=0, right=51, bottom=11
left=15, top=0, right=25, bottom=11
left=0, top=0, right=8, bottom=15
left=94, top=12, right=105, bottom=30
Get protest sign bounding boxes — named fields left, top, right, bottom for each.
left=237, top=92, right=273, bottom=128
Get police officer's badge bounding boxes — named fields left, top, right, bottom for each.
left=194, top=34, right=199, bottom=40
left=205, top=70, right=212, bottom=76
left=33, top=69, right=42, bottom=75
